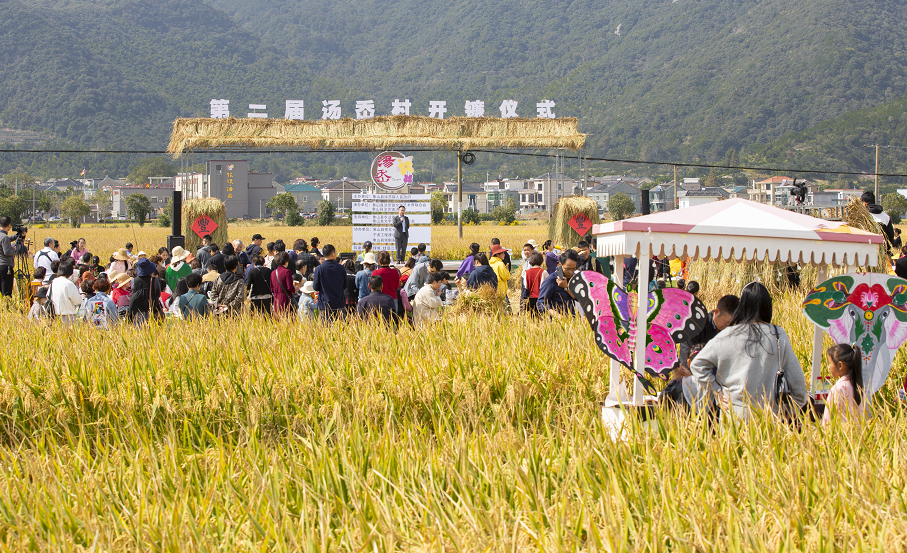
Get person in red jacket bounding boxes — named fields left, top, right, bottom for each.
left=269, top=251, right=295, bottom=316
left=520, top=251, right=548, bottom=315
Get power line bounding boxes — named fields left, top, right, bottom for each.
left=470, top=149, right=907, bottom=178
left=3, top=146, right=907, bottom=178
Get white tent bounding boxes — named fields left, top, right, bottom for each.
left=592, top=198, right=884, bottom=410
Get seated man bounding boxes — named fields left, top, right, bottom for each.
left=179, top=272, right=213, bottom=319
left=537, top=250, right=579, bottom=315
left=667, top=294, right=740, bottom=410
left=413, top=272, right=446, bottom=327
left=357, top=275, right=396, bottom=323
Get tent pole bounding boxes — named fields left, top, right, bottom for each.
left=457, top=150, right=463, bottom=239
left=606, top=254, right=629, bottom=406
left=810, top=264, right=828, bottom=395
left=633, top=246, right=649, bottom=406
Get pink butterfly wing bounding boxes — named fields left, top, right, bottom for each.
left=643, top=324, right=678, bottom=379
left=570, top=272, right=632, bottom=368
left=650, top=288, right=708, bottom=343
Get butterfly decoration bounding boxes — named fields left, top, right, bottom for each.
left=802, top=273, right=907, bottom=398
left=569, top=271, right=708, bottom=391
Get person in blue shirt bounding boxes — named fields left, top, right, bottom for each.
left=312, top=244, right=348, bottom=319
left=356, top=252, right=376, bottom=301
left=538, top=250, right=579, bottom=315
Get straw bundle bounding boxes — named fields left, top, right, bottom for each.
left=167, top=116, right=586, bottom=156
left=844, top=196, right=890, bottom=272
left=548, top=196, right=601, bottom=249
left=182, top=198, right=229, bottom=253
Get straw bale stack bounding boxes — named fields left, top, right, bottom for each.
left=167, top=116, right=586, bottom=155
left=182, top=198, right=229, bottom=253
left=548, top=195, right=600, bottom=249
left=844, top=196, right=889, bottom=272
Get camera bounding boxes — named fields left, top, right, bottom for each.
left=11, top=225, right=27, bottom=242
left=788, top=179, right=808, bottom=205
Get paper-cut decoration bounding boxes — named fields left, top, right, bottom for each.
left=568, top=213, right=591, bottom=236
left=191, top=215, right=219, bottom=238
left=803, top=273, right=907, bottom=398
left=570, top=271, right=708, bottom=391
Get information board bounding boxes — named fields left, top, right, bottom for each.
left=351, top=193, right=432, bottom=252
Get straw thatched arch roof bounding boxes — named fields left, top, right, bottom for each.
left=167, top=115, right=585, bottom=156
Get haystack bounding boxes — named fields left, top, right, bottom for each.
left=182, top=198, right=229, bottom=253
left=168, top=116, right=586, bottom=155
left=549, top=196, right=601, bottom=249
left=844, top=196, right=889, bottom=272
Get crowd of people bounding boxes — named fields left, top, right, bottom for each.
left=6, top=214, right=867, bottom=424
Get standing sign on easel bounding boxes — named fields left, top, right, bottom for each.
left=352, top=151, right=430, bottom=252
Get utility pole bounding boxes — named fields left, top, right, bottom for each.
left=875, top=144, right=880, bottom=200
left=457, top=151, right=463, bottom=239
left=673, top=165, right=678, bottom=209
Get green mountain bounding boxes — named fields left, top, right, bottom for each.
left=746, top=96, right=907, bottom=186
left=3, top=0, right=907, bottom=179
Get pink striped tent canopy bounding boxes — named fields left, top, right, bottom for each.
left=592, top=198, right=883, bottom=267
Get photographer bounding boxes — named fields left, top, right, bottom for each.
left=0, top=216, right=16, bottom=296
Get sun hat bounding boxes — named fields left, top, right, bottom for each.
left=136, top=258, right=157, bottom=277
left=362, top=252, right=377, bottom=265
left=301, top=281, right=315, bottom=294
left=105, top=268, right=120, bottom=281
left=136, top=251, right=147, bottom=258
left=526, top=239, right=538, bottom=248
left=490, top=244, right=506, bottom=257
left=112, top=248, right=131, bottom=261
left=114, top=272, right=132, bottom=287
left=171, top=246, right=189, bottom=263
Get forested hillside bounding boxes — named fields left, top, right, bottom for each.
left=2, top=0, right=907, bottom=179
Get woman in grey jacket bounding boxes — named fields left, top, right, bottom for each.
left=691, top=282, right=808, bottom=421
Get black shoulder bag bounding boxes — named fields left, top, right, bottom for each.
left=772, top=325, right=799, bottom=423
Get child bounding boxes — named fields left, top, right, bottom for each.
left=28, top=287, right=49, bottom=320
left=823, top=344, right=865, bottom=425
left=520, top=251, right=548, bottom=315
left=298, top=280, right=317, bottom=320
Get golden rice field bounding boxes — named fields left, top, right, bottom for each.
left=29, top=222, right=553, bottom=261
left=1, top=268, right=907, bottom=550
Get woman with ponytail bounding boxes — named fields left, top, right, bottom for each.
left=823, top=344, right=865, bottom=424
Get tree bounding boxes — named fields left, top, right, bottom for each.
left=125, top=194, right=152, bottom=226
left=430, top=191, right=446, bottom=224
left=126, top=157, right=178, bottom=185
left=491, top=198, right=517, bottom=224
left=882, top=192, right=907, bottom=225
left=705, top=168, right=718, bottom=188
left=158, top=198, right=173, bottom=228
left=61, top=195, right=91, bottom=227
left=93, top=190, right=112, bottom=222
left=608, top=192, right=635, bottom=221
left=462, top=207, right=481, bottom=225
left=286, top=211, right=304, bottom=226
left=317, top=199, right=335, bottom=226
left=0, top=195, right=27, bottom=224
left=1, top=171, right=36, bottom=195
left=266, top=192, right=298, bottom=220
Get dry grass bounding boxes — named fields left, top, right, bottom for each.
left=168, top=116, right=586, bottom=155
left=548, top=195, right=600, bottom=250
left=844, top=196, right=890, bottom=272
left=181, top=198, right=229, bottom=252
